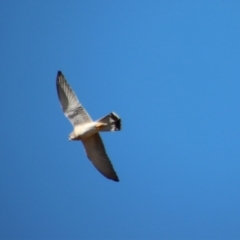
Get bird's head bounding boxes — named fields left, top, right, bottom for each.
left=68, top=132, right=76, bottom=141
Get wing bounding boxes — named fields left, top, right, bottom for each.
left=56, top=71, right=92, bottom=126
left=82, top=133, right=119, bottom=182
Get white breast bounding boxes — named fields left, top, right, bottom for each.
left=74, top=122, right=98, bottom=138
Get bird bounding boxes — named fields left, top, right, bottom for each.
left=56, top=71, right=121, bottom=182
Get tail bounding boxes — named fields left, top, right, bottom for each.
left=97, top=112, right=121, bottom=132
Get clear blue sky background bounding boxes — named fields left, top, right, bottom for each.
left=1, top=1, right=240, bottom=239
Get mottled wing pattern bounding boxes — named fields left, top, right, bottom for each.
left=56, top=71, right=92, bottom=126
left=82, top=133, right=119, bottom=182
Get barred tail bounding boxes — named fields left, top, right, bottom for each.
left=97, top=112, right=121, bottom=132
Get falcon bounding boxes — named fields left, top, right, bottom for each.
left=56, top=71, right=121, bottom=182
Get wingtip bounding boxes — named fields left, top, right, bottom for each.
left=112, top=176, right=120, bottom=182
left=56, top=71, right=64, bottom=86
left=57, top=70, right=62, bottom=77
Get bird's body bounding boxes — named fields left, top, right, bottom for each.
left=70, top=122, right=100, bottom=140
left=56, top=71, right=121, bottom=182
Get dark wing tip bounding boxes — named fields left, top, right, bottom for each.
left=56, top=71, right=66, bottom=104
left=110, top=175, right=120, bottom=182
left=102, top=170, right=119, bottom=182
left=95, top=169, right=120, bottom=182
left=113, top=178, right=120, bottom=182
left=56, top=71, right=67, bottom=93
left=56, top=71, right=63, bottom=83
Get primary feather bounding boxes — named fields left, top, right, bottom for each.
left=56, top=71, right=92, bottom=126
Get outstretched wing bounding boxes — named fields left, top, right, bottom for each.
left=82, top=133, right=119, bottom=182
left=56, top=71, right=92, bottom=126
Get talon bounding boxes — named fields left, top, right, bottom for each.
left=96, top=123, right=104, bottom=130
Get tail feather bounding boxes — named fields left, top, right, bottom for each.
left=97, top=112, right=121, bottom=132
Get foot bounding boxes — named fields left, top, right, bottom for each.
left=95, top=123, right=104, bottom=130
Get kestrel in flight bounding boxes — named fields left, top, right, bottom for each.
left=56, top=71, right=121, bottom=182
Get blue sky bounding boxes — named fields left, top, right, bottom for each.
left=1, top=1, right=240, bottom=239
